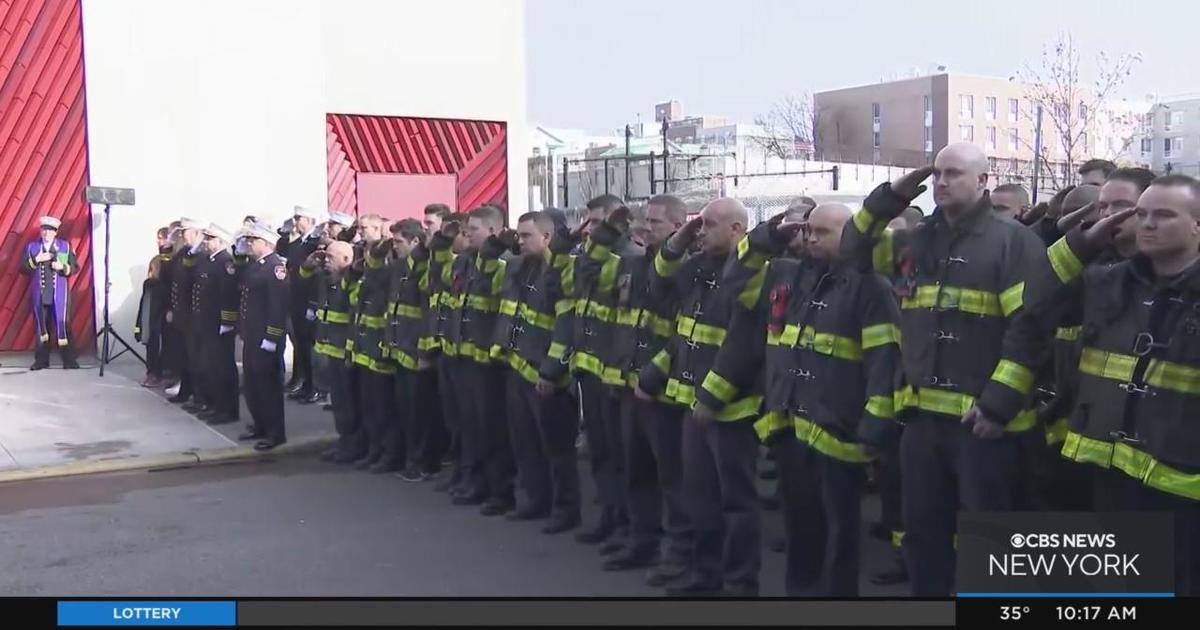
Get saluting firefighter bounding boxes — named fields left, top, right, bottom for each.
left=238, top=221, right=291, bottom=451
left=186, top=223, right=242, bottom=426
left=280, top=205, right=325, bottom=403
left=20, top=216, right=80, bottom=370
left=166, top=218, right=206, bottom=404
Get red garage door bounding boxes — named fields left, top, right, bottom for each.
left=0, top=0, right=94, bottom=351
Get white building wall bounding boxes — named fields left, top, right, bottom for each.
left=80, top=0, right=527, bottom=339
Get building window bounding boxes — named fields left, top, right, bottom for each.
left=923, top=95, right=932, bottom=114
left=873, top=131, right=881, bottom=148
left=960, top=95, right=974, bottom=119
left=985, top=97, right=997, bottom=121
left=1079, top=102, right=1088, bottom=120
left=986, top=126, right=997, bottom=150
left=1008, top=128, right=1019, bottom=151
left=1011, top=157, right=1020, bottom=173
left=1171, top=111, right=1184, bottom=127
left=1008, top=98, right=1019, bottom=122
left=1165, top=137, right=1174, bottom=156
left=1079, top=133, right=1088, bottom=153
left=1141, top=138, right=1153, bottom=153
left=960, top=125, right=974, bottom=141
left=1145, top=112, right=1155, bottom=130
left=1173, top=137, right=1184, bottom=154
left=872, top=102, right=881, bottom=120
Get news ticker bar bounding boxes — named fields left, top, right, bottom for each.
left=21, top=598, right=1197, bottom=627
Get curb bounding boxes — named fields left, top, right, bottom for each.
left=0, top=434, right=338, bottom=485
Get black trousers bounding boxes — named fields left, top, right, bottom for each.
left=332, top=363, right=367, bottom=459
left=877, top=441, right=905, bottom=548
left=401, top=368, right=443, bottom=474
left=359, top=368, right=401, bottom=467
left=776, top=436, right=866, bottom=596
left=621, top=392, right=693, bottom=565
left=442, top=358, right=475, bottom=490
left=289, top=313, right=315, bottom=392
left=682, top=414, right=762, bottom=594
left=460, top=361, right=514, bottom=504
left=900, top=418, right=1022, bottom=596
left=243, top=342, right=285, bottom=441
left=505, top=373, right=581, bottom=517
left=1092, top=466, right=1200, bottom=596
left=1026, top=435, right=1093, bottom=511
left=145, top=316, right=165, bottom=377
left=196, top=331, right=239, bottom=418
left=579, top=373, right=626, bottom=521
left=34, top=305, right=77, bottom=366
left=171, top=320, right=194, bottom=398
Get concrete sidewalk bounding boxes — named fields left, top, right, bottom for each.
left=0, top=352, right=336, bottom=482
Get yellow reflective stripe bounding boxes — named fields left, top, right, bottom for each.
left=738, top=265, right=767, bottom=310
left=599, top=256, right=619, bottom=293
left=676, top=316, right=727, bottom=346
left=654, top=249, right=682, bottom=277
left=1144, top=359, right=1200, bottom=395
left=299, top=266, right=315, bottom=279
left=735, top=236, right=768, bottom=271
left=555, top=299, right=575, bottom=315
left=852, top=207, right=886, bottom=237
left=665, top=378, right=694, bottom=405
left=586, top=241, right=612, bottom=261
left=352, top=352, right=395, bottom=374
left=872, top=230, right=894, bottom=275
left=506, top=352, right=541, bottom=385
left=1055, top=326, right=1081, bottom=341
left=265, top=326, right=285, bottom=336
left=1061, top=432, right=1200, bottom=501
left=572, top=351, right=607, bottom=378
left=754, top=411, right=791, bottom=441
left=898, top=385, right=1036, bottom=432
left=900, top=284, right=1003, bottom=317
left=499, top=299, right=518, bottom=316
left=1077, top=347, right=1136, bottom=382
left=1045, top=417, right=1069, bottom=446
left=769, top=324, right=863, bottom=361
left=718, top=395, right=762, bottom=421
left=561, top=257, right=576, bottom=296
left=517, top=303, right=556, bottom=331
left=865, top=394, right=895, bottom=419
left=892, top=531, right=906, bottom=548
left=314, top=341, right=346, bottom=359
left=700, top=371, right=738, bottom=404
left=795, top=415, right=872, bottom=463
left=999, top=282, right=1024, bottom=317
left=441, top=340, right=459, bottom=356
left=578, top=299, right=615, bottom=322
left=467, top=295, right=500, bottom=312
left=392, top=304, right=422, bottom=319
left=547, top=342, right=568, bottom=360
left=432, top=249, right=454, bottom=264
left=183, top=257, right=197, bottom=267
left=614, top=307, right=641, bottom=326
left=990, top=359, right=1035, bottom=395
left=650, top=349, right=671, bottom=374
left=491, top=259, right=507, bottom=295
left=457, top=341, right=494, bottom=363
left=366, top=253, right=386, bottom=269
left=417, top=337, right=440, bottom=351
left=358, top=314, right=387, bottom=329
left=861, top=323, right=901, bottom=350
left=219, top=310, right=239, bottom=322
left=1047, top=237, right=1084, bottom=284
left=392, top=349, right=418, bottom=371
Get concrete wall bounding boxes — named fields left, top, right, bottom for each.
left=815, top=76, right=933, bottom=167
left=80, top=0, right=527, bottom=340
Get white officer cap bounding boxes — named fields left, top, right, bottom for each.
left=202, top=223, right=233, bottom=242
left=328, top=211, right=355, bottom=227
left=39, top=216, right=61, bottom=230
left=293, top=205, right=321, bottom=220
left=178, top=217, right=205, bottom=231
left=244, top=221, right=280, bottom=243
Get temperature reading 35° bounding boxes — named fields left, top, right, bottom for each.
left=1000, top=606, right=1031, bottom=621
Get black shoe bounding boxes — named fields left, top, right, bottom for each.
left=254, top=438, right=285, bottom=451
left=770, top=537, right=786, bottom=553
left=506, top=505, right=550, bottom=521
left=575, top=515, right=617, bottom=544
left=205, top=415, right=237, bottom=426
left=646, top=562, right=689, bottom=587
left=168, top=394, right=190, bottom=404
left=353, top=456, right=379, bottom=470
left=420, top=471, right=439, bottom=481
left=665, top=578, right=722, bottom=598
left=452, top=490, right=487, bottom=506
left=322, top=402, right=334, bottom=411
left=63, top=360, right=81, bottom=370
left=480, top=500, right=514, bottom=517
left=368, top=461, right=401, bottom=474
left=396, top=468, right=425, bottom=482
left=237, top=430, right=263, bottom=441
left=603, top=547, right=657, bottom=571
left=182, top=402, right=208, bottom=414
left=434, top=476, right=460, bottom=493
left=196, top=408, right=220, bottom=420
left=319, top=449, right=338, bottom=462
left=298, top=392, right=326, bottom=405
left=600, top=537, right=626, bottom=556
left=869, top=558, right=909, bottom=586
left=333, top=451, right=364, bottom=465
left=284, top=380, right=303, bottom=395
left=542, top=512, right=581, bottom=534
left=29, top=362, right=49, bottom=371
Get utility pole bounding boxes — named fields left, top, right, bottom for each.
left=1031, top=105, right=1044, bottom=204
left=624, top=124, right=632, bottom=199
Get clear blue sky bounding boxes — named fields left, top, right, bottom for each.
left=526, top=0, right=1197, bottom=132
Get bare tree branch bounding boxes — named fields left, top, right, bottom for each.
left=751, top=93, right=818, bottom=160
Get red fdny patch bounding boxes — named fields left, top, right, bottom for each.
left=767, top=284, right=789, bottom=334
left=894, top=247, right=917, bottom=298
left=274, top=265, right=287, bottom=281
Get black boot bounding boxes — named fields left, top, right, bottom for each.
left=542, top=511, right=581, bottom=535
left=575, top=508, right=617, bottom=544
left=61, top=346, right=80, bottom=369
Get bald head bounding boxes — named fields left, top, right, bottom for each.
left=324, top=240, right=354, bottom=273
left=933, top=142, right=989, bottom=213
left=806, top=203, right=852, bottom=261
left=698, top=198, right=748, bottom=256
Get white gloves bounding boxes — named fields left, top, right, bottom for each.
left=305, top=309, right=317, bottom=321
left=219, top=325, right=235, bottom=335
left=260, top=339, right=277, bottom=352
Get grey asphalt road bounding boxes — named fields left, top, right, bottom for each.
left=0, top=456, right=907, bottom=597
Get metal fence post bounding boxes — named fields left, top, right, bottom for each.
left=649, top=151, right=656, bottom=194
left=562, top=157, right=569, bottom=208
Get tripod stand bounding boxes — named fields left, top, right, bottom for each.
left=95, top=203, right=145, bottom=376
